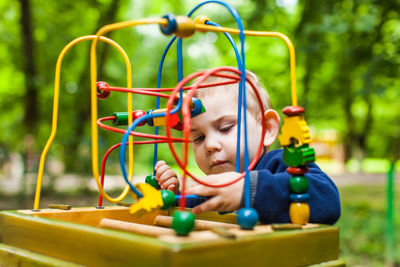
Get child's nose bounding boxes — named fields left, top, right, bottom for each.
left=205, top=136, right=222, bottom=154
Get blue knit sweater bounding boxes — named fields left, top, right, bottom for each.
left=185, top=149, right=341, bottom=225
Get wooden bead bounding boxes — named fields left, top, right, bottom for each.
left=145, top=175, right=160, bottom=190
left=160, top=14, right=177, bottom=35
left=282, top=106, right=305, bottom=116
left=172, top=210, right=195, bottom=236
left=194, top=15, right=210, bottom=33
left=289, top=193, right=310, bottom=202
left=161, top=190, right=176, bottom=210
left=289, top=176, right=309, bottom=193
left=286, top=166, right=309, bottom=176
left=237, top=208, right=259, bottom=230
left=175, top=16, right=195, bottom=38
left=96, top=81, right=110, bottom=99
left=113, top=112, right=129, bottom=126
left=132, top=110, right=147, bottom=126
left=289, top=202, right=310, bottom=225
left=283, top=145, right=315, bottom=167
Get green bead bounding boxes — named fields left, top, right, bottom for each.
left=289, top=176, right=309, bottom=193
left=161, top=190, right=176, bottom=209
left=172, top=210, right=195, bottom=236
left=113, top=112, right=129, bottom=126
left=283, top=144, right=315, bottom=167
left=145, top=175, right=160, bottom=189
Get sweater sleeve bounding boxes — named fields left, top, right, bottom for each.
left=250, top=150, right=341, bottom=225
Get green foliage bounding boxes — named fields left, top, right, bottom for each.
left=0, top=0, right=399, bottom=174
left=337, top=185, right=400, bottom=266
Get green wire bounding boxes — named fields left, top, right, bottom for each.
left=386, top=162, right=395, bottom=265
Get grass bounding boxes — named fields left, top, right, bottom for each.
left=336, top=185, right=400, bottom=266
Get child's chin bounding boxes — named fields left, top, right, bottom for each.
left=210, top=164, right=235, bottom=174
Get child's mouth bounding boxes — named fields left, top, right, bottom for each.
left=211, top=160, right=229, bottom=168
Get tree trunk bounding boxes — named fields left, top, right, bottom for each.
left=19, top=0, right=38, bottom=133
left=64, top=0, right=121, bottom=172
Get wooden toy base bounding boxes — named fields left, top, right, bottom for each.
left=0, top=206, right=344, bottom=266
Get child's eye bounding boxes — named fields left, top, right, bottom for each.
left=192, top=135, right=205, bottom=144
left=219, top=124, right=234, bottom=133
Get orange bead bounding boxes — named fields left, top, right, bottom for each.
left=194, top=15, right=210, bottom=33
left=289, top=202, right=310, bottom=225
left=175, top=16, right=195, bottom=38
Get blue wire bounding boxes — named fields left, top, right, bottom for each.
left=177, top=38, right=183, bottom=81
left=121, top=1, right=250, bottom=205
left=187, top=1, right=251, bottom=208
left=203, top=21, right=243, bottom=173
left=153, top=36, right=177, bottom=175
left=175, top=194, right=207, bottom=200
left=119, top=93, right=184, bottom=198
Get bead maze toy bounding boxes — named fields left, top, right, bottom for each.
left=0, top=1, right=344, bottom=266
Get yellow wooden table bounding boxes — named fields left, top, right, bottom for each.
left=0, top=206, right=344, bottom=267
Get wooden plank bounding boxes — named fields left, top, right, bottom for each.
left=168, top=227, right=340, bottom=266
left=0, top=243, right=83, bottom=267
left=1, top=211, right=173, bottom=266
left=18, top=206, right=168, bottom=227
left=0, top=209, right=340, bottom=266
left=155, top=215, right=239, bottom=230
left=100, top=218, right=175, bottom=236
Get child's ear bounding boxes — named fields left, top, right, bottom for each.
left=263, top=109, right=281, bottom=147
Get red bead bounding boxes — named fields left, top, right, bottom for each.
left=282, top=106, right=305, bottom=116
left=132, top=110, right=147, bottom=126
left=287, top=166, right=309, bottom=175
left=96, top=81, right=110, bottom=99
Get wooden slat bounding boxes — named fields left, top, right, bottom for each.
left=0, top=243, right=83, bottom=267
left=100, top=218, right=175, bottom=237
left=155, top=215, right=239, bottom=230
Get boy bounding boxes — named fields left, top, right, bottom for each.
left=154, top=68, right=340, bottom=225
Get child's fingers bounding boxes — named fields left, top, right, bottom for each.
left=155, top=164, right=170, bottom=181
left=160, top=177, right=179, bottom=190
left=186, top=185, right=216, bottom=196
left=167, top=184, right=179, bottom=194
left=154, top=160, right=166, bottom=171
left=158, top=169, right=177, bottom=184
left=192, top=196, right=224, bottom=214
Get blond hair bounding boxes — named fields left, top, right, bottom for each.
left=194, top=68, right=272, bottom=121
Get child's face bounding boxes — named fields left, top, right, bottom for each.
left=189, top=93, right=263, bottom=175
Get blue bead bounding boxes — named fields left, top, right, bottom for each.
left=160, top=14, right=177, bottom=35
left=237, top=208, right=259, bottom=230
left=290, top=193, right=310, bottom=202
left=146, top=110, right=154, bottom=126
left=190, top=97, right=205, bottom=117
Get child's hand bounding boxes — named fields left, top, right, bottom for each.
left=154, top=160, right=179, bottom=194
left=185, top=172, right=244, bottom=214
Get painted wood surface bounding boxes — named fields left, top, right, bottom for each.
left=0, top=207, right=342, bottom=266
left=0, top=243, right=83, bottom=267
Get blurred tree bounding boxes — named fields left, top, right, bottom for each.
left=0, top=0, right=398, bottom=179
left=295, top=0, right=400, bottom=163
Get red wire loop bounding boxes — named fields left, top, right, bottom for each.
left=97, top=68, right=266, bottom=210
left=165, top=67, right=267, bottom=209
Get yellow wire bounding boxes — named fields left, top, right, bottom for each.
left=34, top=35, right=132, bottom=210
left=89, top=18, right=168, bottom=204
left=194, top=24, right=298, bottom=107
left=34, top=17, right=296, bottom=210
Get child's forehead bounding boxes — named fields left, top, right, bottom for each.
left=196, top=87, right=239, bottom=103
left=200, top=92, right=238, bottom=110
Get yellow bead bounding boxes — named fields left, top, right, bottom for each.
left=278, top=115, right=311, bottom=146
left=151, top=108, right=180, bottom=127
left=289, top=202, right=310, bottom=225
left=194, top=15, right=210, bottom=33
left=129, top=183, right=163, bottom=216
left=175, top=16, right=196, bottom=38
